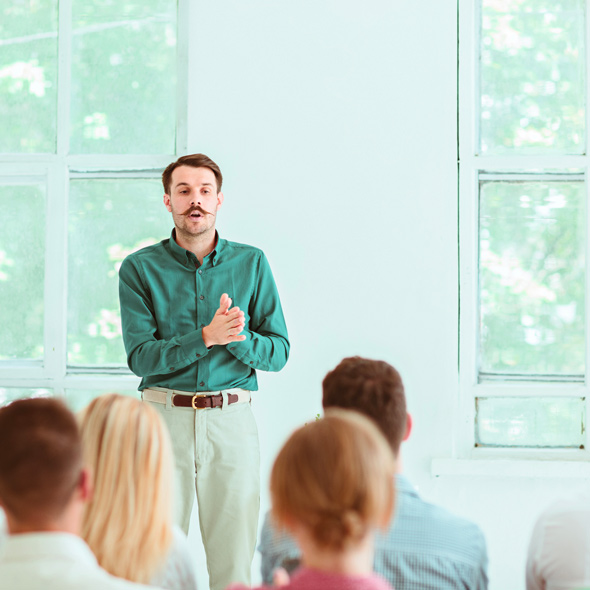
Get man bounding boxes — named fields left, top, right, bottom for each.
left=259, top=357, right=489, bottom=590
left=119, top=153, right=289, bottom=590
left=0, top=398, right=159, bottom=590
left=526, top=489, right=590, bottom=590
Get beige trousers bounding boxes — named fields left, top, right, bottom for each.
left=147, top=392, right=260, bottom=590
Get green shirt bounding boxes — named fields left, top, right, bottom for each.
left=119, top=231, right=289, bottom=392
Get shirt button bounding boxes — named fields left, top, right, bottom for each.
left=250, top=361, right=253, bottom=365
left=169, top=367, right=174, bottom=371
left=199, top=295, right=204, bottom=300
left=199, top=381, right=205, bottom=387
left=196, top=353, right=200, bottom=358
left=198, top=269, right=202, bottom=274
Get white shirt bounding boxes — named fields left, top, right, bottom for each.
left=526, top=489, right=590, bottom=590
left=0, top=532, right=162, bottom=590
left=151, top=525, right=198, bottom=590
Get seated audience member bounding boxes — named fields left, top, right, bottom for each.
left=229, top=410, right=396, bottom=590
left=78, top=394, right=198, bottom=590
left=0, top=397, right=159, bottom=590
left=259, top=357, right=489, bottom=590
left=526, top=488, right=590, bottom=590
left=0, top=507, right=5, bottom=548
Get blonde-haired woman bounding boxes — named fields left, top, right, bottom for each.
left=78, top=393, right=197, bottom=590
left=228, top=409, right=396, bottom=590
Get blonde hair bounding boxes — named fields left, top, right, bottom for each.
left=78, top=394, right=174, bottom=584
left=270, top=409, right=396, bottom=551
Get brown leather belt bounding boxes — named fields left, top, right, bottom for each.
left=142, top=387, right=251, bottom=410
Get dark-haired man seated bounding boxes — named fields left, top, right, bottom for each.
left=0, top=398, right=161, bottom=590
left=259, top=357, right=489, bottom=590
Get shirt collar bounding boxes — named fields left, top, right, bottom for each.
left=168, top=229, right=225, bottom=268
left=0, top=532, right=98, bottom=566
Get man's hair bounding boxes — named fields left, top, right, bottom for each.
left=0, top=398, right=83, bottom=524
left=271, top=409, right=395, bottom=551
left=79, top=394, right=174, bottom=584
left=322, top=356, right=407, bottom=455
left=162, top=153, right=223, bottom=194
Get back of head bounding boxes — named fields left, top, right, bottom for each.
left=322, top=356, right=407, bottom=454
left=271, top=409, right=396, bottom=551
left=78, top=394, right=173, bottom=583
left=0, top=398, right=82, bottom=527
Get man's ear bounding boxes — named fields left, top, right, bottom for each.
left=216, top=191, right=224, bottom=210
left=163, top=193, right=172, bottom=212
left=77, top=468, right=93, bottom=503
left=403, top=413, right=413, bottom=442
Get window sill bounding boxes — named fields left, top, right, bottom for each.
left=432, top=456, right=590, bottom=478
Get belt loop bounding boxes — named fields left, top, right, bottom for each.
left=165, top=389, right=173, bottom=410
left=220, top=390, right=229, bottom=411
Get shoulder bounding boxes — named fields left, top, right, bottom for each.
left=533, top=489, right=590, bottom=536
left=123, top=240, right=169, bottom=265
left=150, top=526, right=197, bottom=590
left=119, top=240, right=171, bottom=281
left=100, top=574, right=160, bottom=590
left=384, top=482, right=487, bottom=562
left=220, top=238, right=265, bottom=258
left=259, top=511, right=297, bottom=551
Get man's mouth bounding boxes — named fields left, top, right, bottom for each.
left=182, top=205, right=213, bottom=217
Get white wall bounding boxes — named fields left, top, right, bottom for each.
left=182, top=2, right=581, bottom=589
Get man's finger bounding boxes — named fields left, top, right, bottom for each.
left=219, top=293, right=231, bottom=313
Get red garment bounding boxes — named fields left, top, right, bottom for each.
left=227, top=567, right=393, bottom=590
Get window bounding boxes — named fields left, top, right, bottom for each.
left=459, top=0, right=588, bottom=452
left=0, top=0, right=187, bottom=406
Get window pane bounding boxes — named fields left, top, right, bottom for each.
left=65, top=389, right=140, bottom=413
left=479, top=180, right=585, bottom=376
left=0, top=1, right=58, bottom=153
left=476, top=396, right=585, bottom=447
left=480, top=0, right=585, bottom=154
left=0, top=388, right=52, bottom=407
left=70, top=0, right=177, bottom=154
left=0, top=184, right=45, bottom=360
left=67, top=178, right=170, bottom=366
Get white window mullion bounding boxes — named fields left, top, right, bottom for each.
left=67, top=154, right=174, bottom=172
left=44, top=164, right=68, bottom=384
left=458, top=0, right=479, bottom=458
left=459, top=165, right=479, bottom=457
left=43, top=0, right=72, bottom=387
left=175, top=0, right=189, bottom=156
left=56, top=0, right=71, bottom=158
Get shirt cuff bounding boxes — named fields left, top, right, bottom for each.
left=179, top=328, right=209, bottom=362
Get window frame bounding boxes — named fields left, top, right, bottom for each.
left=457, top=0, right=590, bottom=458
left=0, top=0, right=189, bottom=399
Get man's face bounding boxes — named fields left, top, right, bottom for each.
left=164, top=165, right=224, bottom=240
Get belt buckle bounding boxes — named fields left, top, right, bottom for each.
left=191, top=393, right=209, bottom=410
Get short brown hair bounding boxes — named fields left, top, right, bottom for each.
left=271, top=410, right=395, bottom=551
left=322, top=357, right=407, bottom=455
left=162, top=153, right=223, bottom=194
left=0, top=398, right=83, bottom=524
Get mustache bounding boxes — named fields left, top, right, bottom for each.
left=181, top=205, right=214, bottom=216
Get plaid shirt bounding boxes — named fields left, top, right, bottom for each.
left=258, top=475, right=488, bottom=590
